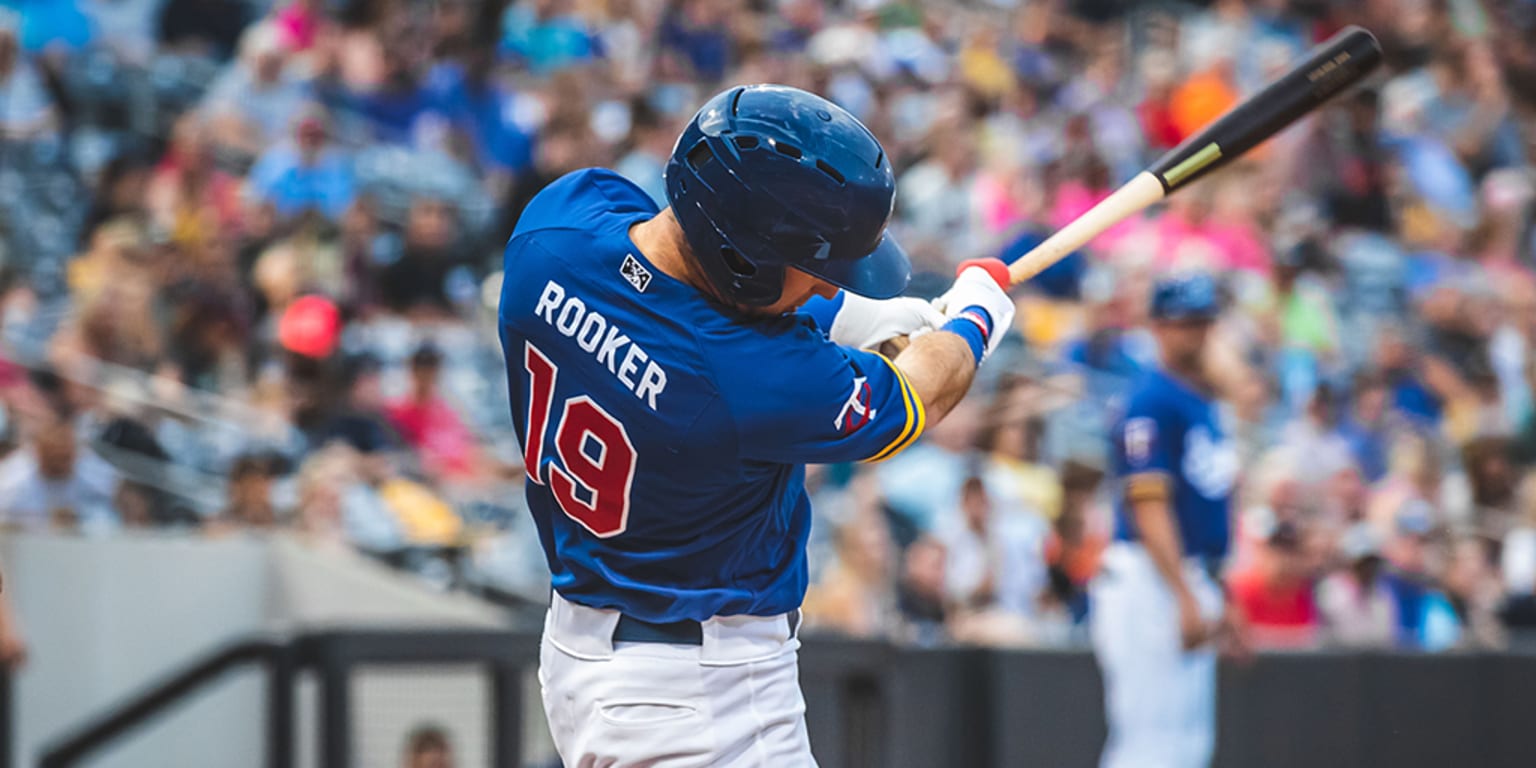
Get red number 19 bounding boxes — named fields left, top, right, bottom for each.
left=523, top=342, right=637, bottom=538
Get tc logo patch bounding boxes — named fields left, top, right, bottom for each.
left=1124, top=417, right=1155, bottom=467
left=621, top=254, right=652, bottom=293
left=835, top=376, right=876, bottom=434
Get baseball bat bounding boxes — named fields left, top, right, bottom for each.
left=1002, top=25, right=1382, bottom=286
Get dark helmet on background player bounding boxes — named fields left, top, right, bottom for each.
left=1149, top=272, right=1221, bottom=322
left=664, top=84, right=910, bottom=307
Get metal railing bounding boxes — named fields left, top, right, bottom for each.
left=24, top=628, right=1536, bottom=768
left=37, top=640, right=295, bottom=768
left=34, top=631, right=542, bottom=768
left=1, top=666, right=12, bottom=768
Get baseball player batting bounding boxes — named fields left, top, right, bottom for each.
left=1090, top=272, right=1246, bottom=768
left=497, top=84, right=1013, bottom=766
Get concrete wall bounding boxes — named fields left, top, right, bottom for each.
left=1, top=532, right=506, bottom=768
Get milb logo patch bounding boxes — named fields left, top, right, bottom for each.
left=835, top=376, right=876, bottom=435
left=621, top=254, right=652, bottom=293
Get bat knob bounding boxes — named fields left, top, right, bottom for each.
left=956, top=258, right=1012, bottom=290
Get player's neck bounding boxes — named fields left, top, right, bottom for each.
left=1163, top=360, right=1214, bottom=396
left=631, top=209, right=716, bottom=298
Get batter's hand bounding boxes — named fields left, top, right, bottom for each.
left=934, top=259, right=1015, bottom=361
left=829, top=294, right=947, bottom=351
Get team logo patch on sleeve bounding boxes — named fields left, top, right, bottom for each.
left=1124, top=417, right=1155, bottom=466
left=835, top=376, right=876, bottom=434
left=620, top=254, right=653, bottom=293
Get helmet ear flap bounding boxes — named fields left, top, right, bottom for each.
left=719, top=246, right=757, bottom=278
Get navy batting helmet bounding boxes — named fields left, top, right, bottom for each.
left=664, top=85, right=910, bottom=307
left=1149, top=273, right=1221, bottom=321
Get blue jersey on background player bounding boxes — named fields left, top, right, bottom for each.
left=1091, top=272, right=1241, bottom=768
left=1112, top=366, right=1238, bottom=562
left=499, top=167, right=923, bottom=623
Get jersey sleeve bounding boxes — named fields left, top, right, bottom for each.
left=718, top=322, right=924, bottom=465
left=797, top=291, right=845, bottom=337
left=1116, top=390, right=1179, bottom=504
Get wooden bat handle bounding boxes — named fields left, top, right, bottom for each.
left=1005, top=172, right=1167, bottom=286
left=874, top=173, right=1165, bottom=357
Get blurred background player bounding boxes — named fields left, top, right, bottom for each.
left=1090, top=272, right=1245, bottom=768
left=498, top=84, right=1015, bottom=766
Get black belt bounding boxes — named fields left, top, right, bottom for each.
left=613, top=610, right=802, bottom=646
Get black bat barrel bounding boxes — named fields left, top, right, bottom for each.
left=1147, top=26, right=1383, bottom=193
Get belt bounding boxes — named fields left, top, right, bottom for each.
left=613, top=609, right=802, bottom=646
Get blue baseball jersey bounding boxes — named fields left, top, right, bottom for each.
left=1111, top=368, right=1237, bottom=560
left=498, top=168, right=924, bottom=622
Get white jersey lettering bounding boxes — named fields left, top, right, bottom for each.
left=533, top=280, right=667, bottom=411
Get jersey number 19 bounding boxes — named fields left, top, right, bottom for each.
left=523, top=342, right=637, bottom=537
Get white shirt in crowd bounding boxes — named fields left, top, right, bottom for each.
left=1317, top=571, right=1398, bottom=649
left=937, top=512, right=1048, bottom=620
left=0, top=446, right=120, bottom=532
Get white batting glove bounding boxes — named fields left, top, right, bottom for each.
left=934, top=259, right=1015, bottom=361
left=828, top=294, right=948, bottom=350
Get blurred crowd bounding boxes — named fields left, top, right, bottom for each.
left=0, top=0, right=1532, bottom=657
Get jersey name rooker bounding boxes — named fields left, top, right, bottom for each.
left=534, top=279, right=668, bottom=411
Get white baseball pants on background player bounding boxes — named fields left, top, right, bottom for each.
left=539, top=593, right=817, bottom=767
left=1090, top=542, right=1225, bottom=768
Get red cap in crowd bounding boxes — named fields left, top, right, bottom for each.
left=278, top=295, right=341, bottom=359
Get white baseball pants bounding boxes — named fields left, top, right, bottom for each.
left=538, top=592, right=817, bottom=767
left=1089, top=542, right=1225, bottom=768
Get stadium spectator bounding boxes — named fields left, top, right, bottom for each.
left=658, top=0, right=732, bottom=82
left=1368, top=434, right=1446, bottom=537
left=293, top=442, right=356, bottom=552
left=898, top=122, right=981, bottom=268
left=1382, top=500, right=1451, bottom=649
left=158, top=0, right=251, bottom=58
left=803, top=504, right=898, bottom=640
left=217, top=452, right=282, bottom=530
left=147, top=114, right=245, bottom=252
left=1442, top=535, right=1506, bottom=649
left=201, top=21, right=308, bottom=156
left=0, top=411, right=120, bottom=532
left=1317, top=523, right=1398, bottom=649
left=401, top=723, right=455, bottom=768
left=273, top=0, right=323, bottom=54
left=897, top=536, right=951, bottom=647
left=1227, top=518, right=1320, bottom=650
left=1041, top=461, right=1107, bottom=628
left=316, top=354, right=404, bottom=458
left=1309, top=88, right=1393, bottom=233
left=1273, top=384, right=1356, bottom=487
left=378, top=198, right=464, bottom=316
left=979, top=382, right=1063, bottom=522
left=937, top=475, right=1048, bottom=645
left=611, top=97, right=675, bottom=208
left=1338, top=372, right=1395, bottom=483
left=1460, top=436, right=1519, bottom=538
left=247, top=106, right=358, bottom=224
left=1504, top=474, right=1536, bottom=599
left=386, top=344, right=481, bottom=483
left=501, top=0, right=597, bottom=76
left=0, top=18, right=59, bottom=140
